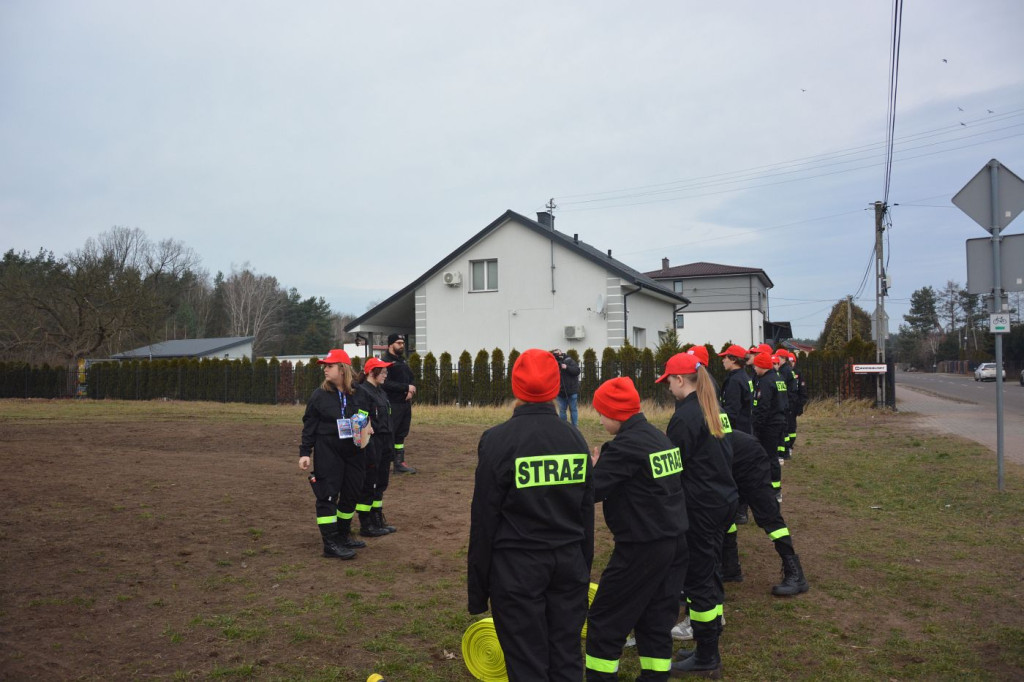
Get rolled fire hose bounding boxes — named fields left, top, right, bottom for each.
left=462, top=617, right=508, bottom=681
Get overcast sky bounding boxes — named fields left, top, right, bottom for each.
left=2, top=1, right=1023, bottom=341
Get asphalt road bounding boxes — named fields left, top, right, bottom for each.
left=896, top=369, right=1024, bottom=416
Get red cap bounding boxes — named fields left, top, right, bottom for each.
left=512, top=348, right=560, bottom=402
left=756, top=343, right=773, bottom=355
left=687, top=346, right=709, bottom=366
left=363, top=357, right=393, bottom=373
left=719, top=344, right=749, bottom=358
left=752, top=352, right=774, bottom=369
left=593, top=377, right=641, bottom=422
left=656, top=353, right=700, bottom=383
left=771, top=355, right=781, bottom=365
left=776, top=349, right=792, bottom=360
left=318, top=349, right=352, bottom=365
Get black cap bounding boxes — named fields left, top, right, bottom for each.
left=387, top=333, right=405, bottom=345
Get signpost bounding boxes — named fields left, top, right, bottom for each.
left=954, top=159, right=1024, bottom=492
left=851, top=363, right=888, bottom=374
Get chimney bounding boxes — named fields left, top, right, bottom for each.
left=536, top=212, right=554, bottom=229
left=662, top=257, right=670, bottom=270
left=607, top=249, right=612, bottom=258
left=573, top=233, right=578, bottom=244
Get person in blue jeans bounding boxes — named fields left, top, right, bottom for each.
left=552, top=349, right=581, bottom=427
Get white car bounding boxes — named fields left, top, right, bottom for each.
left=973, top=363, right=1005, bottom=381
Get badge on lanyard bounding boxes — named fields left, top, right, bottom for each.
left=336, top=391, right=355, bottom=439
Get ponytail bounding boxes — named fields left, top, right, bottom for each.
left=695, top=367, right=724, bottom=438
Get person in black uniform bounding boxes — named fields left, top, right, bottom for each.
left=776, top=350, right=797, bottom=461
left=720, top=428, right=809, bottom=596
left=718, top=344, right=754, bottom=435
left=585, top=377, right=688, bottom=681
left=552, top=349, right=581, bottom=427
left=779, top=350, right=807, bottom=458
left=657, top=353, right=737, bottom=678
left=468, top=348, right=595, bottom=682
left=381, top=333, right=417, bottom=474
left=354, top=357, right=397, bottom=538
left=751, top=352, right=787, bottom=501
left=298, top=349, right=370, bottom=560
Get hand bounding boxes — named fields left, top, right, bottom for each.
left=407, top=385, right=417, bottom=398
left=299, top=456, right=311, bottom=471
left=590, top=445, right=601, bottom=466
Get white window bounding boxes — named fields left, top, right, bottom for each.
left=674, top=314, right=685, bottom=329
left=470, top=259, right=498, bottom=292
left=633, top=327, right=646, bottom=347
left=673, top=280, right=683, bottom=294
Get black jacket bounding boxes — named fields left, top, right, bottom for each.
left=381, top=350, right=416, bottom=405
left=666, top=393, right=738, bottom=510
left=467, top=402, right=595, bottom=614
left=558, top=355, right=581, bottom=397
left=593, top=413, right=687, bottom=543
left=789, top=365, right=808, bottom=416
left=752, top=369, right=788, bottom=432
left=299, top=387, right=361, bottom=459
left=720, top=368, right=754, bottom=435
left=354, top=381, right=391, bottom=435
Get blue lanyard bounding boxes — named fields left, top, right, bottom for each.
left=337, top=390, right=347, bottom=416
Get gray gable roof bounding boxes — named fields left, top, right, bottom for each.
left=112, top=336, right=255, bottom=359
left=645, top=261, right=773, bottom=289
left=346, top=210, right=689, bottom=331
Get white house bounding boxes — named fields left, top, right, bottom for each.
left=644, top=260, right=791, bottom=349
left=346, top=210, right=690, bottom=357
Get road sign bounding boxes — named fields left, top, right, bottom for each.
left=966, top=233, right=1024, bottom=294
left=952, top=159, right=1024, bottom=233
left=851, top=363, right=887, bottom=374
left=990, top=313, right=1010, bottom=334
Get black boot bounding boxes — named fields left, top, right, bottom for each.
left=772, top=553, right=809, bottom=596
left=373, top=509, right=396, bottom=533
left=734, top=501, right=749, bottom=525
left=319, top=524, right=356, bottom=560
left=669, top=619, right=721, bottom=678
left=393, top=460, right=417, bottom=474
left=338, top=517, right=366, bottom=548
left=721, top=532, right=743, bottom=583
left=358, top=511, right=389, bottom=538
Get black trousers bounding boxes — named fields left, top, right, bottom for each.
left=586, top=535, right=688, bottom=681
left=312, top=449, right=364, bottom=524
left=755, top=423, right=784, bottom=491
left=490, top=544, right=590, bottom=682
left=391, top=402, right=412, bottom=465
left=732, top=451, right=786, bottom=539
left=684, top=503, right=736, bottom=626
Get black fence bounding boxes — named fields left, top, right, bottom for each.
left=0, top=353, right=897, bottom=408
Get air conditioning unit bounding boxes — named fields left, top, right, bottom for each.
left=564, top=325, right=586, bottom=340
left=442, top=271, right=462, bottom=287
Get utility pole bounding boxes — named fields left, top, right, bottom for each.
left=874, top=201, right=889, bottom=408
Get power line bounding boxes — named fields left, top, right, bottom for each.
left=882, top=0, right=904, bottom=206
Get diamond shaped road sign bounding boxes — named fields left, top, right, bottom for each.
left=952, top=159, right=1024, bottom=233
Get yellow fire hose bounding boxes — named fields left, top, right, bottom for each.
left=461, top=617, right=508, bottom=681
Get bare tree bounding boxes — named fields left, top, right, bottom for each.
left=221, top=264, right=286, bottom=354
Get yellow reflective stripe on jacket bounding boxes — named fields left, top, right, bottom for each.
left=776, top=381, right=787, bottom=391
left=727, top=523, right=737, bottom=534
left=585, top=654, right=619, bottom=673
left=639, top=656, right=671, bottom=672
left=718, top=413, right=733, bottom=434
left=772, top=480, right=781, bottom=489
left=514, top=453, right=587, bottom=488
left=649, top=447, right=683, bottom=478
left=769, top=527, right=791, bottom=540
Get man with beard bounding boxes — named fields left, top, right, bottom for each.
left=381, top=333, right=418, bottom=474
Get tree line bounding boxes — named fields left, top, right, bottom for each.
left=0, top=226, right=356, bottom=364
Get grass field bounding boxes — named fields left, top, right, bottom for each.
left=0, top=398, right=1022, bottom=680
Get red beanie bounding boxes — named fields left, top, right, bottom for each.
left=593, top=377, right=641, bottom=422
left=753, top=352, right=774, bottom=369
left=687, top=346, right=709, bottom=366
left=512, top=348, right=560, bottom=402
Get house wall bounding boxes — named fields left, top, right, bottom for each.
left=670, top=274, right=767, bottom=313
left=676, top=309, right=766, bottom=349
left=419, top=219, right=672, bottom=356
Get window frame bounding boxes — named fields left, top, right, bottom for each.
left=469, top=258, right=499, bottom=293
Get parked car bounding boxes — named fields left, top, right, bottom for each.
left=973, top=363, right=1006, bottom=381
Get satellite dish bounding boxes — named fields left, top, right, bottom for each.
left=594, top=295, right=605, bottom=314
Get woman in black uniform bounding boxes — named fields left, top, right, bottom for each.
left=585, top=377, right=688, bottom=681
left=468, top=348, right=594, bottom=682
left=354, top=356, right=396, bottom=538
left=298, top=349, right=370, bottom=559
left=657, top=353, right=737, bottom=678
left=751, top=352, right=788, bottom=501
